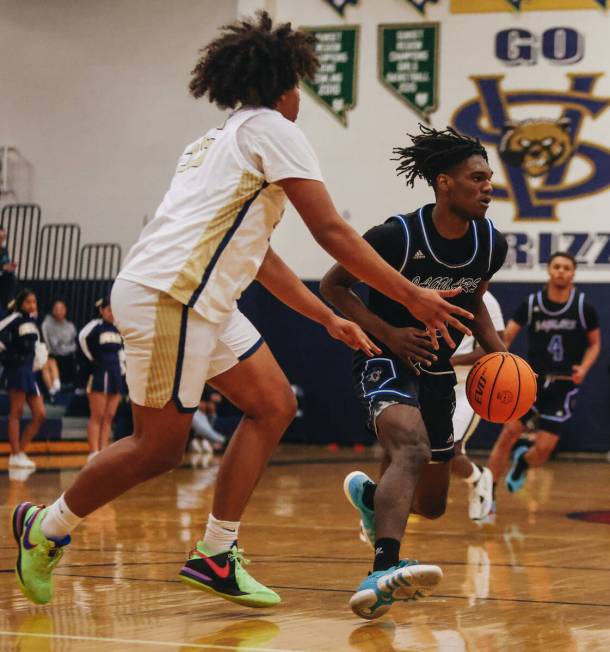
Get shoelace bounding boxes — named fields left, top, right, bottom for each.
left=228, top=546, right=250, bottom=567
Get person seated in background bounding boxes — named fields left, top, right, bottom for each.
left=41, top=299, right=78, bottom=400
left=79, top=297, right=125, bottom=461
left=191, top=386, right=226, bottom=453
left=0, top=228, right=17, bottom=310
left=0, top=289, right=46, bottom=469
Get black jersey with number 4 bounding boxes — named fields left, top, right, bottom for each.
left=361, top=203, right=507, bottom=373
left=512, top=288, right=598, bottom=375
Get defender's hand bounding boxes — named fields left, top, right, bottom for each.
left=406, top=287, right=473, bottom=350
left=325, top=315, right=381, bottom=357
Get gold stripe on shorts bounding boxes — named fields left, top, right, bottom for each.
left=462, top=413, right=482, bottom=448
left=144, top=293, right=183, bottom=408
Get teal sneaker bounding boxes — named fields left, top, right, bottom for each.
left=343, top=471, right=376, bottom=549
left=349, top=560, right=443, bottom=620
left=179, top=542, right=280, bottom=608
left=506, top=445, right=529, bottom=493
left=12, top=502, right=70, bottom=605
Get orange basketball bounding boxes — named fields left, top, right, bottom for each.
left=466, top=352, right=537, bottom=424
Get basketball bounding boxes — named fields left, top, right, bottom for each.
left=466, top=352, right=537, bottom=423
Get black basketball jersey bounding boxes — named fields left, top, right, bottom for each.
left=363, top=204, right=507, bottom=373
left=513, top=288, right=597, bottom=375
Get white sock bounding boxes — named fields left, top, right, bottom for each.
left=202, top=513, right=240, bottom=554
left=464, top=464, right=482, bottom=485
left=52, top=378, right=61, bottom=392
left=40, top=494, right=82, bottom=541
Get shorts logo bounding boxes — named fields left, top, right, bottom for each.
left=452, top=74, right=610, bottom=220
left=367, top=368, right=383, bottom=383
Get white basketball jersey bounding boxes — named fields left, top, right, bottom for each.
left=119, top=107, right=322, bottom=323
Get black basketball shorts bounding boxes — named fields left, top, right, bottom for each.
left=353, top=354, right=456, bottom=463
left=520, top=376, right=579, bottom=437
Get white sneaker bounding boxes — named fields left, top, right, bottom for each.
left=17, top=452, right=36, bottom=469
left=9, top=454, right=23, bottom=467
left=189, top=438, right=203, bottom=453
left=469, top=467, right=493, bottom=521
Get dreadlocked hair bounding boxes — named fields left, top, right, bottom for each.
left=189, top=10, right=319, bottom=109
left=393, top=124, right=488, bottom=188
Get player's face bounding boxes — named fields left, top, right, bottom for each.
left=445, top=155, right=493, bottom=220
left=276, top=86, right=300, bottom=122
left=547, top=256, right=575, bottom=289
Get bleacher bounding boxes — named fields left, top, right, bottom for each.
left=0, top=202, right=123, bottom=452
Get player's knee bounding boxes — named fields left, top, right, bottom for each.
left=258, top=385, right=297, bottom=427
left=394, top=436, right=431, bottom=470
left=413, top=494, right=447, bottom=520
left=420, top=501, right=447, bottom=520
left=132, top=437, right=184, bottom=476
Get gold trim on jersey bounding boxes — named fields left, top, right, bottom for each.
left=168, top=170, right=264, bottom=305
left=144, top=292, right=183, bottom=408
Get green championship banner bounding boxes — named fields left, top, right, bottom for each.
left=302, top=26, right=359, bottom=127
left=378, top=23, right=439, bottom=121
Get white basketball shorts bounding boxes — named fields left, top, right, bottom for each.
left=111, top=278, right=262, bottom=412
left=452, top=380, right=481, bottom=446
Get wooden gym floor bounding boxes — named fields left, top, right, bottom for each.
left=1, top=445, right=610, bottom=651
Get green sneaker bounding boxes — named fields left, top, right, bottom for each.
left=343, top=471, right=376, bottom=549
left=12, top=502, right=70, bottom=605
left=179, top=542, right=280, bottom=608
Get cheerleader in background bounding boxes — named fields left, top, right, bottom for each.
left=79, top=298, right=125, bottom=461
left=0, top=289, right=47, bottom=469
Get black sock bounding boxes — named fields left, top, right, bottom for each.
left=513, top=453, right=529, bottom=480
left=362, top=481, right=376, bottom=511
left=373, top=538, right=400, bottom=572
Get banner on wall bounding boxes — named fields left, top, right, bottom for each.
left=302, top=26, right=359, bottom=126
left=451, top=0, right=606, bottom=13
left=378, top=23, right=439, bottom=121
left=403, top=0, right=439, bottom=13
left=323, top=0, right=359, bottom=16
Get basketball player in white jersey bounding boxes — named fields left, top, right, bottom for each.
left=12, top=12, right=474, bottom=608
left=450, top=291, right=505, bottom=522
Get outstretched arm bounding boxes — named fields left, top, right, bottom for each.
left=256, top=247, right=380, bottom=356
left=278, top=178, right=473, bottom=349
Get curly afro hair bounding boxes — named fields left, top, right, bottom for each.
left=189, top=10, right=319, bottom=109
left=393, top=124, right=488, bottom=188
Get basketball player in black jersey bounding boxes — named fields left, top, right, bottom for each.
left=321, top=125, right=508, bottom=619
left=487, top=251, right=600, bottom=500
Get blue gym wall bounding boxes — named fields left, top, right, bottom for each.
left=238, top=281, right=610, bottom=452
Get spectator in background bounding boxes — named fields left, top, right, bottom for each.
left=0, top=228, right=17, bottom=309
left=191, top=386, right=226, bottom=452
left=0, top=289, right=46, bottom=469
left=79, top=298, right=125, bottom=461
left=41, top=300, right=78, bottom=400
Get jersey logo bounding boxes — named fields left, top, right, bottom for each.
left=413, top=249, right=426, bottom=260
left=412, top=275, right=482, bottom=293
left=451, top=74, right=610, bottom=220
